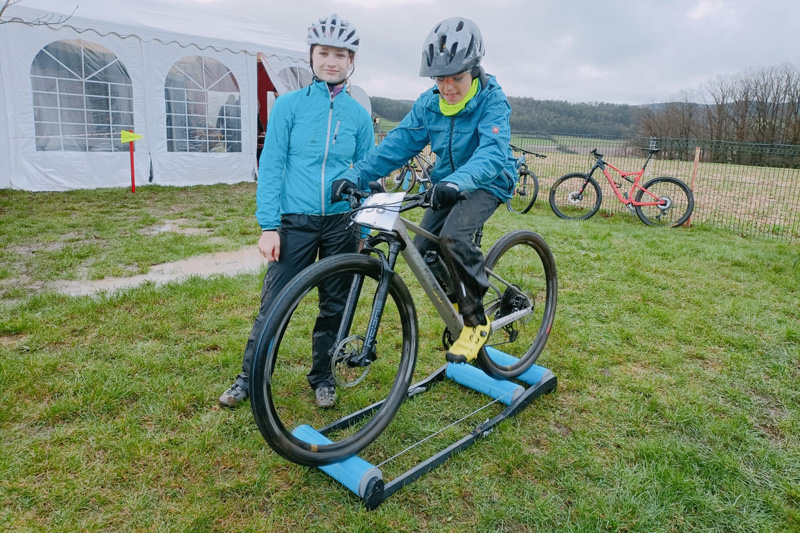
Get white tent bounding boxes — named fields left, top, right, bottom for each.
left=0, top=0, right=312, bottom=191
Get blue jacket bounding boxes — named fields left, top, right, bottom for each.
left=255, top=80, right=375, bottom=230
left=341, top=74, right=516, bottom=201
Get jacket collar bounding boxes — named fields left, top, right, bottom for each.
left=424, top=71, right=496, bottom=116
left=307, top=78, right=347, bottom=98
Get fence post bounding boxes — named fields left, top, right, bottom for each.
left=687, top=146, right=701, bottom=226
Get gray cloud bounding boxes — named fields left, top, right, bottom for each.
left=184, top=0, right=800, bottom=104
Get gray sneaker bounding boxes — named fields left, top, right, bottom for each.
left=314, top=386, right=336, bottom=408
left=219, top=383, right=248, bottom=407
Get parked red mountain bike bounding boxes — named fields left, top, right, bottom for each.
left=548, top=146, right=694, bottom=227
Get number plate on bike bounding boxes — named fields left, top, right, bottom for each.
left=353, top=193, right=405, bottom=231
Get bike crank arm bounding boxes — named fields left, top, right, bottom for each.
left=490, top=307, right=532, bottom=332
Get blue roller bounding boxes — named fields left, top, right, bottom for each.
left=484, top=347, right=551, bottom=386
left=292, top=425, right=382, bottom=498
left=445, top=362, right=524, bottom=405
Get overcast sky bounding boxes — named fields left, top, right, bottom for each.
left=178, top=0, right=797, bottom=105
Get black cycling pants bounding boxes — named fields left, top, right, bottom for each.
left=413, top=188, right=501, bottom=327
left=237, top=212, right=356, bottom=390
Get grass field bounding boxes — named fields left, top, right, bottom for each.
left=1, top=184, right=798, bottom=531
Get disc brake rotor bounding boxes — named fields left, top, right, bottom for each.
left=331, top=335, right=370, bottom=388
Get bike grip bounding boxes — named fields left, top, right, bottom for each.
left=368, top=180, right=385, bottom=193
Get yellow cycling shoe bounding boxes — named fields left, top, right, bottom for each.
left=446, top=319, right=491, bottom=364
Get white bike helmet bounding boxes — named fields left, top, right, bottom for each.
left=420, top=17, right=485, bottom=77
left=307, top=13, right=360, bottom=53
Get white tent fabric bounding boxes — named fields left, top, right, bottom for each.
left=0, top=0, right=312, bottom=191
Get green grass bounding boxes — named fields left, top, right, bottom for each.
left=1, top=185, right=799, bottom=531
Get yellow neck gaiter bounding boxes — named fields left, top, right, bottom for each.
left=439, top=78, right=479, bottom=116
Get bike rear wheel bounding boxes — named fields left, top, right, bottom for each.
left=634, top=176, right=694, bottom=227
left=549, top=173, right=602, bottom=220
left=250, top=254, right=418, bottom=466
left=506, top=171, right=539, bottom=213
left=381, top=164, right=418, bottom=193
left=477, top=230, right=557, bottom=379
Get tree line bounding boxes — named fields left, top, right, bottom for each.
left=639, top=61, right=800, bottom=145
left=370, top=95, right=640, bottom=136
left=371, top=60, right=800, bottom=165
left=638, top=61, right=800, bottom=165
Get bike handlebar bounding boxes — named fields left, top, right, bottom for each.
left=346, top=188, right=468, bottom=213
left=510, top=143, right=547, bottom=158
left=590, top=148, right=604, bottom=160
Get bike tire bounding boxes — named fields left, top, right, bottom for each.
left=381, top=165, right=418, bottom=193
left=250, top=253, right=418, bottom=466
left=549, top=173, right=602, bottom=220
left=506, top=171, right=539, bottom=214
left=634, top=176, right=695, bottom=227
left=477, top=230, right=557, bottom=379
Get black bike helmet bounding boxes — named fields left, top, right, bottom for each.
left=419, top=17, right=485, bottom=77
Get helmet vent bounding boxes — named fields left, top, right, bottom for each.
left=456, top=20, right=464, bottom=32
left=465, top=36, right=474, bottom=58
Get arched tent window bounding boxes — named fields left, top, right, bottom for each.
left=276, top=66, right=313, bottom=92
left=30, top=39, right=134, bottom=152
left=165, top=56, right=241, bottom=153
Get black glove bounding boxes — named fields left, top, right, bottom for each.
left=330, top=179, right=358, bottom=203
left=425, top=182, right=460, bottom=211
left=368, top=180, right=386, bottom=193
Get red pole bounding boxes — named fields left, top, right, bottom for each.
left=129, top=138, right=136, bottom=193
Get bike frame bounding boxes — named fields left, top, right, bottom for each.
left=587, top=150, right=665, bottom=207
left=344, top=195, right=532, bottom=364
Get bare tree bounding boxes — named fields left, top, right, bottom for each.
left=642, top=60, right=800, bottom=150
left=0, top=0, right=77, bottom=25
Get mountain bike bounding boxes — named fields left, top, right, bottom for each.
left=507, top=144, right=546, bottom=214
left=549, top=147, right=694, bottom=227
left=379, top=153, right=434, bottom=194
left=250, top=190, right=557, bottom=466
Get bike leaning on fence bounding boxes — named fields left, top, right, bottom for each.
left=507, top=144, right=546, bottom=214
left=379, top=153, right=434, bottom=194
left=548, top=147, right=695, bottom=227
left=249, top=189, right=558, bottom=466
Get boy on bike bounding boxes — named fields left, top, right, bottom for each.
left=333, top=17, right=517, bottom=364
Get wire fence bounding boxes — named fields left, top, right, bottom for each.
left=375, top=127, right=800, bottom=241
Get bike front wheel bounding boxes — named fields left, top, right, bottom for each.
left=634, top=177, right=695, bottom=227
left=250, top=254, right=418, bottom=466
left=549, top=173, right=602, bottom=220
left=507, top=171, right=539, bottom=214
left=478, top=230, right=557, bottom=379
left=381, top=164, right=417, bottom=193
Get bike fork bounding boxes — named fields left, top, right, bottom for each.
left=336, top=243, right=402, bottom=366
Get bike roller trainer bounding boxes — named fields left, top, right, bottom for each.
left=292, top=346, right=557, bottom=510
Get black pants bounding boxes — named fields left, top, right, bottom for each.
left=236, top=212, right=357, bottom=390
left=413, top=189, right=501, bottom=327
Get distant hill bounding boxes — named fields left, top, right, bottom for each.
left=370, top=95, right=645, bottom=137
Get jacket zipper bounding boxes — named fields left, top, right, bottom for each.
left=448, top=117, right=456, bottom=172
left=332, top=120, right=340, bottom=145
left=320, top=91, right=335, bottom=215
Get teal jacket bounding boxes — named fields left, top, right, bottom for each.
left=256, top=80, right=375, bottom=230
left=341, top=73, right=516, bottom=201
